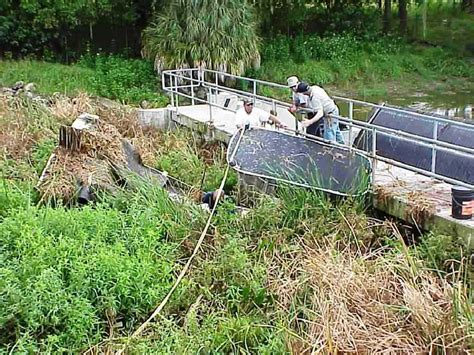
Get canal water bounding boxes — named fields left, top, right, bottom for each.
left=337, top=88, right=473, bottom=122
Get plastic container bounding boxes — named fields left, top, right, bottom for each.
left=451, top=186, right=474, bottom=220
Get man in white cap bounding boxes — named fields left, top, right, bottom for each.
left=287, top=76, right=325, bottom=137
left=287, top=76, right=309, bottom=112
left=295, top=82, right=344, bottom=144
left=235, top=98, right=286, bottom=130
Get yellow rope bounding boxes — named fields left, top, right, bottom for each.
left=115, top=165, right=229, bottom=354
left=116, top=128, right=245, bottom=353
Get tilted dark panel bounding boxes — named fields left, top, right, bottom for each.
left=354, top=106, right=474, bottom=184
left=228, top=128, right=372, bottom=196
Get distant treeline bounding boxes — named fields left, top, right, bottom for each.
left=0, top=0, right=472, bottom=62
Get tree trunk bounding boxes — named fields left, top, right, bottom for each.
left=383, top=0, right=392, bottom=33
left=422, top=0, right=427, bottom=39
left=399, top=0, right=408, bottom=37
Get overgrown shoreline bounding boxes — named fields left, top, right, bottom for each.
left=1, top=32, right=473, bottom=110
left=1, top=93, right=472, bottom=353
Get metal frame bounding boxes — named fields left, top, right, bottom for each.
left=227, top=127, right=373, bottom=197
left=162, top=68, right=474, bottom=189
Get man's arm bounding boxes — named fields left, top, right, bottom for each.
left=302, top=110, right=323, bottom=126
left=235, top=110, right=244, bottom=129
left=289, top=93, right=307, bottom=113
left=301, top=96, right=323, bottom=127
left=268, top=113, right=287, bottom=128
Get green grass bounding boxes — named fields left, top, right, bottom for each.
left=0, top=60, right=96, bottom=96
left=154, top=130, right=238, bottom=192
left=252, top=33, right=474, bottom=104
left=0, top=56, right=169, bottom=107
left=257, top=44, right=474, bottom=89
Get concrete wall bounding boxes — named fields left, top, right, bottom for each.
left=138, top=107, right=175, bottom=130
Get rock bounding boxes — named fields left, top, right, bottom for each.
left=12, top=81, right=24, bottom=91
left=24, top=83, right=36, bottom=92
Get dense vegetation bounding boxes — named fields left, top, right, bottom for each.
left=0, top=95, right=472, bottom=352
left=0, top=0, right=473, bottom=353
left=142, top=0, right=261, bottom=74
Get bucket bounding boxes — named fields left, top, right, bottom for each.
left=451, top=186, right=474, bottom=220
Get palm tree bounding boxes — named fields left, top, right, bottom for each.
left=142, top=0, right=261, bottom=75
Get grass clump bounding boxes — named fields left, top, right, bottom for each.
left=0, top=181, right=200, bottom=352
left=155, top=130, right=238, bottom=192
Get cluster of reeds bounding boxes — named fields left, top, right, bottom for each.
left=260, top=191, right=472, bottom=353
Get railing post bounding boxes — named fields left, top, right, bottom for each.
left=190, top=71, right=195, bottom=106
left=271, top=99, right=277, bottom=129
left=372, top=127, right=377, bottom=184
left=174, top=75, right=179, bottom=108
left=208, top=86, right=213, bottom=125
left=253, top=80, right=257, bottom=98
left=431, top=121, right=438, bottom=173
left=215, top=73, right=219, bottom=103
left=170, top=74, right=175, bottom=107
left=348, top=101, right=354, bottom=149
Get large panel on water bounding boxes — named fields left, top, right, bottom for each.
left=227, top=128, right=372, bottom=196
left=354, top=106, right=474, bottom=184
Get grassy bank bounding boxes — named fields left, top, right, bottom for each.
left=2, top=31, right=474, bottom=110
left=252, top=34, right=474, bottom=102
left=0, top=56, right=168, bottom=107
left=1, top=90, right=472, bottom=352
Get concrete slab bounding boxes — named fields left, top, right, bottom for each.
left=373, top=161, right=474, bottom=249
left=171, top=104, right=295, bottom=143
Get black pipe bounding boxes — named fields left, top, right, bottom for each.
left=78, top=185, right=91, bottom=205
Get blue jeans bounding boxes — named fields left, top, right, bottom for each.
left=324, top=108, right=344, bottom=144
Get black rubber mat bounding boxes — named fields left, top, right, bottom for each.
left=354, top=106, right=474, bottom=185
left=228, top=128, right=372, bottom=196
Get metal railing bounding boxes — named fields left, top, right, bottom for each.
left=162, top=68, right=474, bottom=189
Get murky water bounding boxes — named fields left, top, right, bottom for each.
left=337, top=89, right=473, bottom=122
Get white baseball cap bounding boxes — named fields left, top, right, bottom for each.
left=287, top=76, right=299, bottom=87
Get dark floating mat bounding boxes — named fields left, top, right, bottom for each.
left=354, top=105, right=474, bottom=185
left=228, top=128, right=372, bottom=196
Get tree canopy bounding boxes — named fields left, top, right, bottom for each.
left=141, top=0, right=261, bottom=75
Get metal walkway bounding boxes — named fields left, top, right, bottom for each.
left=142, top=68, right=474, bottom=248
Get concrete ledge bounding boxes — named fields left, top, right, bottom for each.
left=138, top=108, right=173, bottom=130
left=374, top=194, right=474, bottom=250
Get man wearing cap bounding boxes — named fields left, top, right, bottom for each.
left=287, top=76, right=309, bottom=110
left=295, top=82, right=344, bottom=144
left=235, top=98, right=286, bottom=129
left=287, top=76, right=323, bottom=137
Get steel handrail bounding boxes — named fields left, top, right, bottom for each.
left=162, top=82, right=474, bottom=165
left=333, top=96, right=474, bottom=129
left=162, top=72, right=474, bottom=157
left=163, top=68, right=473, bottom=129
left=161, top=69, right=474, bottom=188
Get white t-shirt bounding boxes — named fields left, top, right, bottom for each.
left=307, top=85, right=338, bottom=115
left=235, top=107, right=270, bottom=128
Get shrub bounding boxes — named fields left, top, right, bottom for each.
left=0, top=181, right=197, bottom=352
left=78, top=54, right=168, bottom=106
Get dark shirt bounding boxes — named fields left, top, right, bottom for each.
left=202, top=191, right=216, bottom=209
